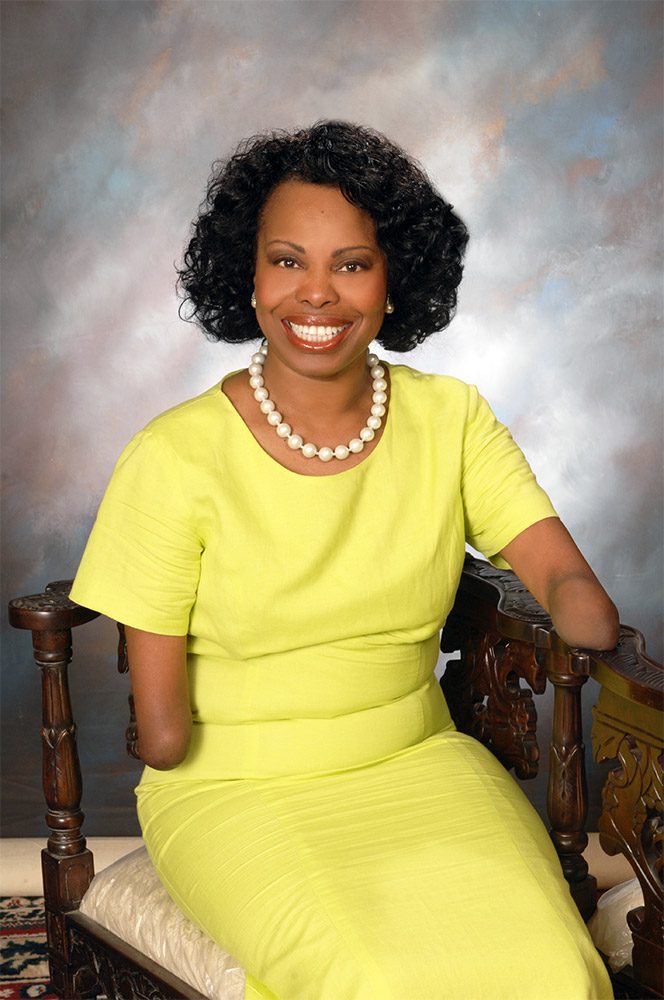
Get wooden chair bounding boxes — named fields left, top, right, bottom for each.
left=8, top=555, right=663, bottom=1000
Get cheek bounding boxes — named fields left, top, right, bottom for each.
left=254, top=267, right=295, bottom=303
left=361, top=273, right=388, bottom=312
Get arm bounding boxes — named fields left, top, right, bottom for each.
left=124, top=627, right=192, bottom=770
left=499, top=517, right=620, bottom=650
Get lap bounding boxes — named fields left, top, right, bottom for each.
left=136, top=731, right=611, bottom=1000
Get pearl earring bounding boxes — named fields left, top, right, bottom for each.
left=251, top=292, right=257, bottom=309
left=385, top=296, right=394, bottom=315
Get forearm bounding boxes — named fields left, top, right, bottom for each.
left=500, top=518, right=620, bottom=652
left=546, top=572, right=620, bottom=650
left=124, top=628, right=192, bottom=770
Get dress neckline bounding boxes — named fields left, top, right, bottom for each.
left=217, top=363, right=395, bottom=481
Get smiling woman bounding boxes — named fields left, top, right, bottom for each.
left=222, top=180, right=391, bottom=474
left=69, top=121, right=617, bottom=999
left=177, top=121, right=467, bottom=353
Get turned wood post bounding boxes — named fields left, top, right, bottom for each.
left=37, top=624, right=95, bottom=1000
left=35, top=626, right=93, bottom=883
left=545, top=645, right=596, bottom=920
left=9, top=586, right=99, bottom=999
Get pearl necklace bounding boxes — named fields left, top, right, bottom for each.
left=248, top=344, right=388, bottom=462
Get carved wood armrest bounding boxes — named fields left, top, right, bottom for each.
left=589, top=631, right=663, bottom=996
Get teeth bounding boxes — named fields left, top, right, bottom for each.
left=288, top=322, right=347, bottom=342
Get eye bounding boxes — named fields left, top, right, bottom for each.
left=338, top=260, right=367, bottom=273
left=275, top=257, right=300, bottom=269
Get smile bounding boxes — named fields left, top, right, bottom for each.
left=285, top=321, right=351, bottom=343
left=282, top=319, right=353, bottom=351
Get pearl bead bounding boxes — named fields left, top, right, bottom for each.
left=248, top=347, right=388, bottom=463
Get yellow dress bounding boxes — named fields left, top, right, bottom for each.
left=71, top=364, right=612, bottom=1000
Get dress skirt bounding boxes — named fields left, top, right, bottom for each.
left=136, top=730, right=612, bottom=1000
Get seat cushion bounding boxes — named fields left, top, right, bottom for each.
left=588, top=878, right=643, bottom=973
left=79, top=846, right=245, bottom=1000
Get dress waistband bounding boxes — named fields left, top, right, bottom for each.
left=139, top=676, right=453, bottom=784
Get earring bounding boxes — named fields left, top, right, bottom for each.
left=251, top=292, right=257, bottom=309
left=385, top=296, right=394, bottom=315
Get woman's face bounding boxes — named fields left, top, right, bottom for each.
left=253, top=179, right=388, bottom=377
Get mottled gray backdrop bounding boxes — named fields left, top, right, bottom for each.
left=2, top=0, right=662, bottom=836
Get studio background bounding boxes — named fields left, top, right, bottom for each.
left=2, top=0, right=662, bottom=837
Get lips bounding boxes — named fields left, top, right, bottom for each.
left=282, top=318, right=352, bottom=351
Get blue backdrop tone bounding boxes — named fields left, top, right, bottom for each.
left=2, top=0, right=662, bottom=836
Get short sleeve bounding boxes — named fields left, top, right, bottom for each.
left=69, top=429, right=202, bottom=634
left=461, top=386, right=557, bottom=569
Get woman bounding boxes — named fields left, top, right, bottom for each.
left=71, top=121, right=618, bottom=999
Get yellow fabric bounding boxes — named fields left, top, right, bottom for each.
left=71, top=365, right=557, bottom=782
left=70, top=364, right=612, bottom=997
left=136, top=734, right=611, bottom=1000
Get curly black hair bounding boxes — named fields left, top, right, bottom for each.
left=177, top=121, right=468, bottom=352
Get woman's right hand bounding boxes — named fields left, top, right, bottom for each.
left=124, top=627, right=191, bottom=770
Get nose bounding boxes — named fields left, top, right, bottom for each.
left=295, top=266, right=339, bottom=308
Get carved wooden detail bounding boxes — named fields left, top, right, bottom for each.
left=441, top=630, right=545, bottom=779
left=459, top=559, right=552, bottom=627
left=68, top=917, right=208, bottom=999
left=596, top=628, right=664, bottom=699
left=9, top=581, right=98, bottom=631
left=544, top=648, right=597, bottom=920
left=117, top=622, right=129, bottom=674
left=117, top=622, right=141, bottom=760
left=31, top=628, right=88, bottom=857
left=12, top=592, right=77, bottom=613
left=69, top=927, right=159, bottom=1000
left=593, top=689, right=663, bottom=997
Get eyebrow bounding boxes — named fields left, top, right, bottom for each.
left=265, top=240, right=377, bottom=257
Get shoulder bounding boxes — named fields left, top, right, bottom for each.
left=143, top=381, right=226, bottom=439
left=388, top=363, right=483, bottom=421
left=119, top=380, right=230, bottom=464
left=104, top=381, right=236, bottom=493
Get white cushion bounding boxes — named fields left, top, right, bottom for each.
left=79, top=846, right=246, bottom=1000
left=588, top=877, right=644, bottom=973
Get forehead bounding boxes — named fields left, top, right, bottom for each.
left=258, top=179, right=378, bottom=246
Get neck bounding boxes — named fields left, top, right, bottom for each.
left=260, top=350, right=373, bottom=425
